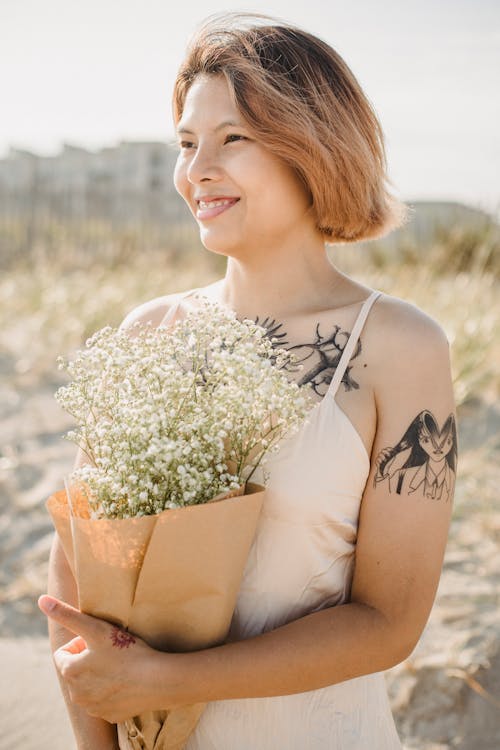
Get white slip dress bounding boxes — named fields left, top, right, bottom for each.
left=160, top=288, right=403, bottom=750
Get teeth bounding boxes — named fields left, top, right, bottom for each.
left=199, top=199, right=234, bottom=209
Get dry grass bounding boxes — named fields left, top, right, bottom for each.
left=1, top=221, right=498, bottom=519
left=333, top=220, right=500, bottom=407
left=0, top=233, right=221, bottom=386
left=1, top=221, right=498, bottom=403
left=331, top=223, right=500, bottom=530
left=0, top=220, right=498, bottom=748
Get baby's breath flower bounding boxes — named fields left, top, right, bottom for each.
left=56, top=298, right=315, bottom=519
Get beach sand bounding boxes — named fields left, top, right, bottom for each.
left=1, top=372, right=499, bottom=749
left=0, top=638, right=73, bottom=750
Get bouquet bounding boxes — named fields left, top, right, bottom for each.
left=47, top=297, right=314, bottom=750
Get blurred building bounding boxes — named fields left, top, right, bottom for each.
left=0, top=142, right=495, bottom=266
left=0, top=141, right=189, bottom=226
left=0, top=142, right=197, bottom=265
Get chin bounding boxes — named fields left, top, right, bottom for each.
left=199, top=230, right=243, bottom=258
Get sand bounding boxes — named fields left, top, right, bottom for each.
left=0, top=638, right=73, bottom=750
left=1, top=368, right=499, bottom=749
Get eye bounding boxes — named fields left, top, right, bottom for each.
left=178, top=140, right=196, bottom=150
left=224, top=134, right=247, bottom=144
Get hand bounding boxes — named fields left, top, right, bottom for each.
left=373, top=445, right=412, bottom=484
left=373, top=446, right=393, bottom=483
left=38, top=595, right=165, bottom=723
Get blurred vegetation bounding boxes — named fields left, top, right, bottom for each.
left=0, top=211, right=498, bottom=570
left=1, top=213, right=497, bottom=747
left=336, top=218, right=500, bottom=524
left=2, top=215, right=497, bottom=410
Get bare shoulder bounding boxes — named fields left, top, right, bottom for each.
left=367, top=292, right=450, bottom=363
left=119, top=291, right=186, bottom=331
left=363, top=292, right=453, bottom=411
left=370, top=292, right=448, bottom=342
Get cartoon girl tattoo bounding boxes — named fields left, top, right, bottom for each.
left=374, top=411, right=457, bottom=502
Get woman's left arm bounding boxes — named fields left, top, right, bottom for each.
left=39, top=304, right=456, bottom=722
left=169, top=307, right=456, bottom=705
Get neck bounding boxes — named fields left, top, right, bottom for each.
left=217, top=240, right=345, bottom=321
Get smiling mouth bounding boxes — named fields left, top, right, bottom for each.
left=195, top=197, right=240, bottom=220
left=198, top=198, right=238, bottom=209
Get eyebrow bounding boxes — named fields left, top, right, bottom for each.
left=176, top=120, right=244, bottom=135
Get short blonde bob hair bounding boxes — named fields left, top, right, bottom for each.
left=173, top=13, right=408, bottom=243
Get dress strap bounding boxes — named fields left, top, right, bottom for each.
left=160, top=287, right=200, bottom=327
left=325, top=291, right=382, bottom=401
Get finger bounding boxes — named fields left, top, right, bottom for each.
left=38, top=595, right=107, bottom=644
left=61, top=635, right=88, bottom=655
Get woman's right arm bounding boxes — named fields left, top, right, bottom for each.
left=47, top=526, right=120, bottom=750
left=47, top=294, right=178, bottom=748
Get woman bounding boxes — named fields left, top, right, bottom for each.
left=40, top=13, right=456, bottom=749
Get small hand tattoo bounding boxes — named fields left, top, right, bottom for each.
left=374, top=410, right=457, bottom=501
left=110, top=626, right=136, bottom=648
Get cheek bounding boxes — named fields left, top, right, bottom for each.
left=173, top=158, right=188, bottom=200
left=264, top=164, right=311, bottom=213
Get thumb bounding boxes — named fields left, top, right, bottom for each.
left=38, top=595, right=108, bottom=645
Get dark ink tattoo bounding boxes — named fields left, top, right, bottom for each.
left=252, top=316, right=361, bottom=397
left=110, top=626, right=136, bottom=649
left=374, top=411, right=457, bottom=501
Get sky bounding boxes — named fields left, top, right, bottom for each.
left=1, top=0, right=499, bottom=214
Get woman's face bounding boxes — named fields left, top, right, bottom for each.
left=173, top=74, right=313, bottom=257
left=418, top=425, right=454, bottom=463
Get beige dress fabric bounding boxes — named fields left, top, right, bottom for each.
left=150, top=288, right=402, bottom=749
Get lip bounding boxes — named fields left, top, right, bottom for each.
left=194, top=196, right=240, bottom=221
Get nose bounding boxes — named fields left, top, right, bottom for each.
left=186, top=142, right=223, bottom=185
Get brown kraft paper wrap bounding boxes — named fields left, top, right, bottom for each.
left=46, top=482, right=265, bottom=750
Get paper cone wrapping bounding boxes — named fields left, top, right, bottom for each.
left=46, top=482, right=265, bottom=750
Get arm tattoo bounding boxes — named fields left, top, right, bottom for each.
left=252, top=315, right=361, bottom=397
left=373, top=411, right=457, bottom=501
left=110, top=626, right=136, bottom=648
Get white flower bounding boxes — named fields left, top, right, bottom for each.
left=56, top=298, right=314, bottom=519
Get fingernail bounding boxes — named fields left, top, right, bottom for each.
left=39, top=595, right=56, bottom=612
